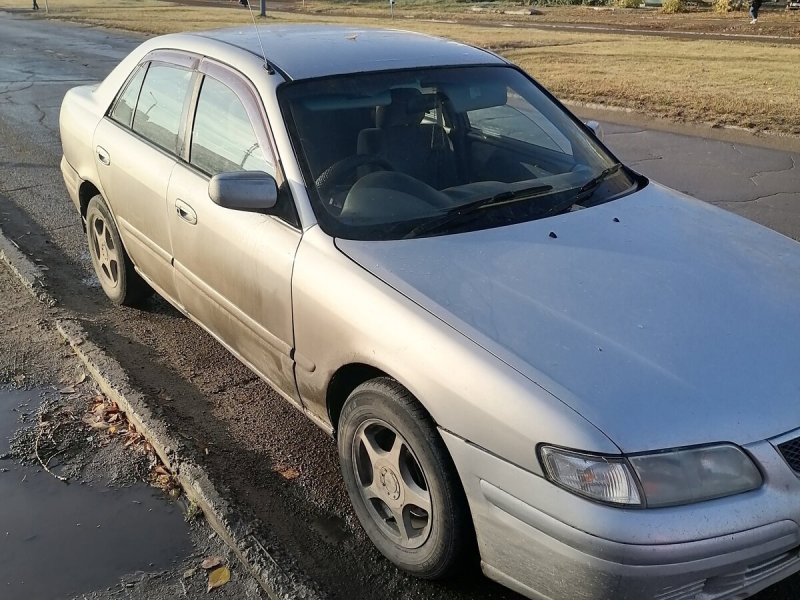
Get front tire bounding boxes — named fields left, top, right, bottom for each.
left=85, top=195, right=152, bottom=307
left=338, top=378, right=474, bottom=578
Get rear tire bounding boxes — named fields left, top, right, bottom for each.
left=338, top=377, right=474, bottom=578
left=85, top=195, right=152, bottom=307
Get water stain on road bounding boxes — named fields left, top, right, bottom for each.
left=0, top=388, right=193, bottom=600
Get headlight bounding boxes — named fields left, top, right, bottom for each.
left=539, top=447, right=642, bottom=506
left=539, top=444, right=762, bottom=508
left=628, top=444, right=762, bottom=507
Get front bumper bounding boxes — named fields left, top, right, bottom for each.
left=441, top=429, right=800, bottom=600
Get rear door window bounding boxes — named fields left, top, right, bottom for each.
left=131, top=63, right=193, bottom=154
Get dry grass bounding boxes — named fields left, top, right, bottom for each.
left=661, top=0, right=687, bottom=12
left=16, top=0, right=800, bottom=134
left=507, top=39, right=799, bottom=133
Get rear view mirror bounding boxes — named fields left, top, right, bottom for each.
left=208, top=171, right=278, bottom=212
left=584, top=120, right=603, bottom=141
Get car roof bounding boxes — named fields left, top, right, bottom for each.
left=189, top=24, right=506, bottom=80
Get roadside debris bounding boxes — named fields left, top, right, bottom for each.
left=185, top=499, right=202, bottom=522
left=10, top=371, right=185, bottom=502
left=202, top=556, right=226, bottom=570
left=82, top=390, right=184, bottom=498
left=273, top=464, right=301, bottom=480
left=202, top=556, right=231, bottom=592
left=151, top=463, right=181, bottom=499
left=34, top=403, right=68, bottom=482
left=207, top=565, right=231, bottom=592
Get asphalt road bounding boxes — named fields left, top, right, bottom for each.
left=1, top=12, right=799, bottom=600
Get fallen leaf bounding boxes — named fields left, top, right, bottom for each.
left=108, top=425, right=118, bottom=435
left=59, top=386, right=76, bottom=394
left=74, top=373, right=86, bottom=385
left=274, top=465, right=300, bottom=480
left=154, top=465, right=170, bottom=476
left=82, top=415, right=109, bottom=430
left=201, top=556, right=225, bottom=570
left=207, top=565, right=230, bottom=592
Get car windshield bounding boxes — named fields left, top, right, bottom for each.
left=279, top=65, right=638, bottom=240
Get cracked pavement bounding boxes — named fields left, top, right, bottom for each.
left=1, top=11, right=800, bottom=600
left=601, top=122, right=800, bottom=239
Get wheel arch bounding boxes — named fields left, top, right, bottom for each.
left=326, top=363, right=439, bottom=438
left=78, top=180, right=102, bottom=222
left=327, top=363, right=387, bottom=435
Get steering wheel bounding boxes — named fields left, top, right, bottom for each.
left=315, top=154, right=394, bottom=201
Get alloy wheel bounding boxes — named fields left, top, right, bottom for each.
left=351, top=418, right=433, bottom=549
left=89, top=213, right=121, bottom=290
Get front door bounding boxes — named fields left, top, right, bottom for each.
left=167, top=61, right=301, bottom=403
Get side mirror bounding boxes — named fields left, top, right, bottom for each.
left=585, top=120, right=603, bottom=141
left=208, top=171, right=278, bottom=212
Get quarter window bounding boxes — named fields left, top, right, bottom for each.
left=190, top=76, right=272, bottom=177
left=109, top=64, right=147, bottom=128
left=131, top=63, right=193, bottom=154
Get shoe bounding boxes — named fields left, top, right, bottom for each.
left=750, top=18, right=757, bottom=23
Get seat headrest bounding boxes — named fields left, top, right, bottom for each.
left=377, top=88, right=436, bottom=128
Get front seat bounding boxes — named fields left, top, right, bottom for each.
left=357, top=88, right=459, bottom=190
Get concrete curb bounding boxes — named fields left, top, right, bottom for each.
left=0, top=225, right=326, bottom=600
left=0, top=224, right=56, bottom=307
left=54, top=319, right=327, bottom=600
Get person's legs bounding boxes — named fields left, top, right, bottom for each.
left=750, top=0, right=761, bottom=22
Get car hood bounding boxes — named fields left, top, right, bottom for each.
left=336, top=183, right=800, bottom=453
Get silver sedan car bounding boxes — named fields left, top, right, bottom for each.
left=60, top=24, right=800, bottom=600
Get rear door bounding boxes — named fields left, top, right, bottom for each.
left=166, top=59, right=302, bottom=404
left=93, top=52, right=197, bottom=300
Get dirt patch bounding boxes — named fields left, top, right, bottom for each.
left=0, top=257, right=69, bottom=388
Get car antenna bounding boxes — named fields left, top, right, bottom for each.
left=244, top=1, right=275, bottom=75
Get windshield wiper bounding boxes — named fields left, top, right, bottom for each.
left=532, top=163, right=624, bottom=220
left=403, top=183, right=553, bottom=239
left=574, top=163, right=623, bottom=204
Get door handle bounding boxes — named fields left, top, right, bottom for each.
left=96, top=146, right=110, bottom=166
left=175, top=199, right=197, bottom=225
